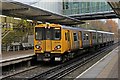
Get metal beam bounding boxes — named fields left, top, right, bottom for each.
left=69, top=11, right=118, bottom=20
left=2, top=8, right=29, bottom=13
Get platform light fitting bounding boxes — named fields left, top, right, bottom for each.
left=0, top=15, right=7, bottom=17
left=27, top=19, right=33, bottom=22
left=14, top=17, right=21, bottom=20
left=37, top=21, right=42, bottom=23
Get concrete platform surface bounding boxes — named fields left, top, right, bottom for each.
left=75, top=46, right=119, bottom=79
left=1, top=50, right=34, bottom=63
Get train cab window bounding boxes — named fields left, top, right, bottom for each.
left=73, top=33, right=78, bottom=41
left=46, top=30, right=51, bottom=39
left=35, top=28, right=44, bottom=40
left=54, top=29, right=61, bottom=40
left=35, top=27, right=61, bottom=40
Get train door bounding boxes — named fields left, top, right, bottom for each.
left=65, top=30, right=71, bottom=51
left=45, top=28, right=52, bottom=52
left=79, top=31, right=83, bottom=48
left=73, top=32, right=79, bottom=49
left=67, top=30, right=71, bottom=50
left=83, top=31, right=89, bottom=48
left=90, top=32, right=93, bottom=47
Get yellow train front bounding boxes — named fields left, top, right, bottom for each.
left=34, top=24, right=65, bottom=61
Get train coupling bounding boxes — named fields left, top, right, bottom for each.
left=44, top=53, right=51, bottom=57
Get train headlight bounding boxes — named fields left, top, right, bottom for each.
left=35, top=45, right=40, bottom=49
left=57, top=45, right=61, bottom=49
left=54, top=45, right=61, bottom=50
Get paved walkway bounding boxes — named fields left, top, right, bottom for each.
left=76, top=46, right=119, bottom=78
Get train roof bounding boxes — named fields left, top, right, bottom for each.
left=85, top=29, right=97, bottom=32
left=97, top=31, right=114, bottom=34
left=35, top=24, right=114, bottom=34
left=61, top=25, right=114, bottom=34
left=61, top=25, right=87, bottom=31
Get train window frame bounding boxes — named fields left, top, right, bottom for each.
left=46, top=29, right=52, bottom=40
left=92, top=33, right=96, bottom=40
left=98, top=33, right=102, bottom=39
left=35, top=27, right=44, bottom=40
left=35, top=27, right=61, bottom=40
left=86, top=33, right=89, bottom=40
left=54, top=28, right=61, bottom=40
left=73, top=33, right=78, bottom=41
left=83, top=33, right=86, bottom=40
left=65, top=31, right=70, bottom=41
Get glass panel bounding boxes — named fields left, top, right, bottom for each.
left=35, top=27, right=44, bottom=40
left=35, top=27, right=61, bottom=40
left=73, top=33, right=78, bottom=41
left=46, top=29, right=51, bottom=39
left=54, top=29, right=61, bottom=40
left=86, top=33, right=89, bottom=40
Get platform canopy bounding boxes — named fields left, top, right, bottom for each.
left=108, top=1, right=120, bottom=19
left=0, top=1, right=84, bottom=25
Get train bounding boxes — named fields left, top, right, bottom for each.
left=34, top=24, right=114, bottom=62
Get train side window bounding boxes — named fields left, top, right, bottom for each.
left=94, top=35, right=96, bottom=39
left=83, top=34, right=86, bottom=40
left=93, top=34, right=94, bottom=39
left=73, top=33, right=78, bottom=41
left=86, top=33, right=89, bottom=40
left=93, top=33, right=96, bottom=40
left=65, top=33, right=67, bottom=40
left=98, top=33, right=101, bottom=39
left=67, top=32, right=70, bottom=41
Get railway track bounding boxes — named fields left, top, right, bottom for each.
left=2, top=43, right=118, bottom=80
left=2, top=61, right=59, bottom=80
left=30, top=43, right=118, bottom=80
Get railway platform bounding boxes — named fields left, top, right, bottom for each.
left=76, top=46, right=119, bottom=79
left=0, top=50, right=34, bottom=67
